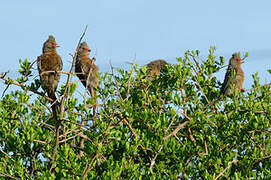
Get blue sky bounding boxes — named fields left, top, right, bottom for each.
left=0, top=0, right=270, bottom=92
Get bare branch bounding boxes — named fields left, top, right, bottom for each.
left=162, top=121, right=189, bottom=141
left=0, top=171, right=17, bottom=179
left=214, top=159, right=238, bottom=180
left=0, top=76, right=53, bottom=102
left=150, top=144, right=163, bottom=170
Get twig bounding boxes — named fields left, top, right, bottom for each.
left=204, top=140, right=208, bottom=155
left=122, top=119, right=138, bottom=139
left=189, top=54, right=204, bottom=75
left=23, top=59, right=37, bottom=79
left=162, top=121, right=189, bottom=141
left=214, top=159, right=238, bottom=180
left=150, top=144, right=164, bottom=170
left=0, top=76, right=53, bottom=102
left=1, top=71, right=10, bottom=97
left=109, top=60, right=123, bottom=101
left=82, top=154, right=96, bottom=179
left=124, top=54, right=137, bottom=101
left=252, top=154, right=271, bottom=167
left=245, top=83, right=271, bottom=92
left=250, top=136, right=269, bottom=156
left=39, top=70, right=74, bottom=76
left=115, top=112, right=138, bottom=139
left=33, top=139, right=46, bottom=144
left=174, top=134, right=184, bottom=145
left=0, top=149, right=15, bottom=162
left=0, top=172, right=17, bottom=179
left=59, top=132, right=83, bottom=144
left=187, top=126, right=195, bottom=145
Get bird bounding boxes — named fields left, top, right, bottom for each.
left=75, top=42, right=99, bottom=98
left=75, top=42, right=98, bottom=158
left=146, top=59, right=168, bottom=80
left=37, top=35, right=63, bottom=104
left=37, top=35, right=63, bottom=171
left=220, top=53, right=245, bottom=96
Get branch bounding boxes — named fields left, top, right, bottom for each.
left=122, top=119, right=138, bottom=139
left=245, top=83, right=271, bottom=92
left=82, top=154, right=96, bottom=179
left=162, top=121, right=189, bottom=141
left=0, top=172, right=17, bottom=180
left=124, top=54, right=137, bottom=102
left=109, top=60, right=123, bottom=101
left=214, top=159, right=238, bottom=180
left=0, top=76, right=53, bottom=102
left=0, top=149, right=15, bottom=162
left=150, top=144, right=163, bottom=170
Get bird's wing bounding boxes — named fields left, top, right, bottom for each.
left=220, top=67, right=233, bottom=95
left=80, top=59, right=91, bottom=76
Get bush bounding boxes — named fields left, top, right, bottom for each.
left=0, top=47, right=270, bottom=179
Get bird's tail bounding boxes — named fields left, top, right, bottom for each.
left=48, top=89, right=61, bottom=172
left=48, top=90, right=59, bottom=120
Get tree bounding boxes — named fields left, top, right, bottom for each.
left=0, top=45, right=270, bottom=179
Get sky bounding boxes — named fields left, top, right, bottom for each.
left=0, top=0, right=270, bottom=94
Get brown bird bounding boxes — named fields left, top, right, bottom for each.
left=220, top=53, right=245, bottom=96
left=37, top=35, right=63, bottom=103
left=75, top=42, right=98, bottom=158
left=75, top=42, right=99, bottom=98
left=146, top=59, right=168, bottom=80
left=37, top=35, right=63, bottom=170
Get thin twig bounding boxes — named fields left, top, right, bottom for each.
left=0, top=172, right=17, bottom=179
left=162, top=121, right=189, bottom=141
left=124, top=54, right=137, bottom=101
left=109, top=60, right=123, bottom=101
left=59, top=132, right=83, bottom=143
left=214, top=159, right=238, bottom=180
left=245, top=83, right=271, bottom=92
left=122, top=119, right=138, bottom=139
left=204, top=140, right=208, bottom=155
left=82, top=154, right=96, bottom=179
left=150, top=144, right=164, bottom=170
left=39, top=70, right=74, bottom=76
left=23, top=60, right=37, bottom=79
left=0, top=76, right=53, bottom=102
left=0, top=149, right=15, bottom=162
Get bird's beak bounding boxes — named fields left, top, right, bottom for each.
left=83, top=47, right=91, bottom=52
left=53, top=42, right=60, bottom=48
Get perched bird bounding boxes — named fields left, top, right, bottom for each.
left=146, top=59, right=168, bottom=80
left=37, top=36, right=63, bottom=170
left=37, top=35, right=63, bottom=103
left=75, top=42, right=99, bottom=98
left=75, top=42, right=98, bottom=157
left=220, top=53, right=245, bottom=96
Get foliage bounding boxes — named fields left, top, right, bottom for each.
left=0, top=47, right=270, bottom=179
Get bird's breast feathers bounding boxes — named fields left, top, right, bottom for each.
left=38, top=53, right=62, bottom=71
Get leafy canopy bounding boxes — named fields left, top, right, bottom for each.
left=0, top=47, right=270, bottom=179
